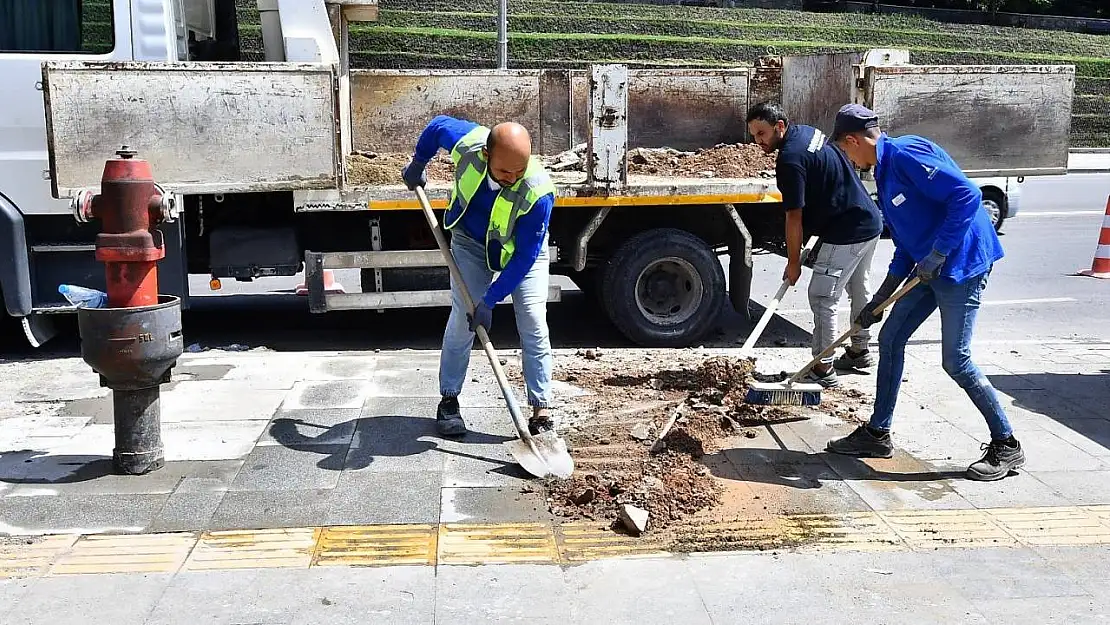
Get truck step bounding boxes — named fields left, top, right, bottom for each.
left=319, top=285, right=561, bottom=312
left=304, top=248, right=560, bottom=313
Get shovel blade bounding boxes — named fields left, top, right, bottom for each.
left=504, top=432, right=574, bottom=479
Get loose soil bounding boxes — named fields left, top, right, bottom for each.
left=344, top=143, right=775, bottom=186
left=518, top=351, right=858, bottom=535
left=626, top=144, right=776, bottom=179
left=346, top=151, right=455, bottom=185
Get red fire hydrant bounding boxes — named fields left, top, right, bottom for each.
left=72, top=146, right=177, bottom=308
left=71, top=146, right=183, bottom=475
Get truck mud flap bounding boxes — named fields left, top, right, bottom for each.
left=0, top=193, right=32, bottom=317
left=723, top=204, right=752, bottom=320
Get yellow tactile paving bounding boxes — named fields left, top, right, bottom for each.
left=50, top=532, right=196, bottom=575
left=182, top=527, right=319, bottom=571
left=437, top=523, right=559, bottom=565
left=314, top=524, right=438, bottom=567
left=878, top=509, right=1019, bottom=550
left=669, top=515, right=808, bottom=552
left=556, top=522, right=667, bottom=562
left=987, top=507, right=1110, bottom=546
left=0, top=535, right=78, bottom=578
left=10, top=504, right=1110, bottom=575
left=792, top=512, right=904, bottom=552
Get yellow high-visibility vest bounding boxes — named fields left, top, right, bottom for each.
left=446, top=125, right=556, bottom=270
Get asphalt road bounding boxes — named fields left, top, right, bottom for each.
left=3, top=173, right=1108, bottom=356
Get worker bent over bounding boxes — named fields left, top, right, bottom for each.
left=746, top=103, right=884, bottom=388
left=402, top=116, right=556, bottom=438
left=828, top=104, right=1024, bottom=482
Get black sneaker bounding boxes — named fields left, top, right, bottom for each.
left=966, top=439, right=1025, bottom=481
left=834, top=348, right=874, bottom=370
left=528, top=412, right=555, bottom=436
left=825, top=425, right=894, bottom=458
left=436, top=397, right=467, bottom=437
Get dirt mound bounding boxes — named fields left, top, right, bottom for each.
left=545, top=143, right=776, bottom=179
left=347, top=143, right=776, bottom=186
left=346, top=151, right=455, bottom=185
left=542, top=354, right=764, bottom=532
left=627, top=144, right=777, bottom=179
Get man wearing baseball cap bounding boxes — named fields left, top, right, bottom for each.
left=827, top=103, right=1021, bottom=481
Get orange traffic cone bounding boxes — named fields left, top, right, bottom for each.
left=1077, top=196, right=1110, bottom=279
left=295, top=270, right=346, bottom=296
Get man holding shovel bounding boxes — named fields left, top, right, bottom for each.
left=402, top=115, right=556, bottom=438
left=746, top=103, right=884, bottom=388
left=827, top=104, right=1023, bottom=481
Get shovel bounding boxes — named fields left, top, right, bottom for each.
left=414, top=186, right=575, bottom=479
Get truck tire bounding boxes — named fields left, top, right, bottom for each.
left=981, top=190, right=1006, bottom=233
left=600, top=228, right=725, bottom=347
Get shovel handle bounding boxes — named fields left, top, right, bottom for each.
left=786, top=276, right=921, bottom=386
left=414, top=187, right=535, bottom=444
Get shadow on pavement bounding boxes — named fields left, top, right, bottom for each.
left=989, top=370, right=1110, bottom=453
left=0, top=450, right=113, bottom=484
left=267, top=415, right=516, bottom=471
left=716, top=447, right=967, bottom=490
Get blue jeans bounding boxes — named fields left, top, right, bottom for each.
left=869, top=269, right=1013, bottom=441
left=439, top=229, right=552, bottom=408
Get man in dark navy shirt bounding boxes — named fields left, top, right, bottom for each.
left=746, top=103, right=884, bottom=388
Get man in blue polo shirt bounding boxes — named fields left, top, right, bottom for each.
left=828, top=104, right=1022, bottom=482
left=746, top=103, right=884, bottom=388
left=402, top=115, right=555, bottom=438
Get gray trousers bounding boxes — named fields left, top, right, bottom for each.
left=808, top=237, right=879, bottom=365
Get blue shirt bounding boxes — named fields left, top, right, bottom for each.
left=414, top=115, right=554, bottom=308
left=874, top=133, right=1004, bottom=283
left=776, top=124, right=882, bottom=245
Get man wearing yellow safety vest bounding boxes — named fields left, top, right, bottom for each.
left=402, top=115, right=557, bottom=438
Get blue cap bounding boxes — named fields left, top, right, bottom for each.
left=831, top=103, right=879, bottom=140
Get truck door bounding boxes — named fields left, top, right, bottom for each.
left=0, top=0, right=134, bottom=217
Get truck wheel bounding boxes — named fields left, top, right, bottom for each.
left=600, top=228, right=725, bottom=347
left=982, top=191, right=1006, bottom=233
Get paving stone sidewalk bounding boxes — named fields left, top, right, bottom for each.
left=1, top=339, right=1108, bottom=536
left=3, top=544, right=1110, bottom=625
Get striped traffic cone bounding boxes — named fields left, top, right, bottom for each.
left=1077, top=196, right=1110, bottom=279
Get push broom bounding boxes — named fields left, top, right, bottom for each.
left=745, top=276, right=921, bottom=406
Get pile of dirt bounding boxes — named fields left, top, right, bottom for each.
left=347, top=142, right=776, bottom=186
left=627, top=143, right=777, bottom=179
left=541, top=354, right=798, bottom=532
left=346, top=151, right=454, bottom=185
left=545, top=143, right=775, bottom=179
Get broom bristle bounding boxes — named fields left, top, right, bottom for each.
left=744, top=383, right=823, bottom=406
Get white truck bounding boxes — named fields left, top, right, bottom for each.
left=0, top=0, right=1073, bottom=348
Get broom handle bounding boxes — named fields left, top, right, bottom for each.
left=786, top=276, right=922, bottom=386
left=741, top=235, right=820, bottom=354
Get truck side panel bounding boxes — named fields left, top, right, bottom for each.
left=866, top=65, right=1075, bottom=176
left=570, top=69, right=753, bottom=151
left=42, top=61, right=340, bottom=196
left=349, top=69, right=753, bottom=156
